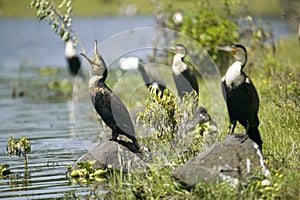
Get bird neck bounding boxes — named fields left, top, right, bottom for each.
left=92, top=67, right=107, bottom=80
left=226, top=61, right=243, bottom=75
left=138, top=63, right=151, bottom=84
left=65, top=43, right=77, bottom=58
left=172, top=55, right=187, bottom=75
left=89, top=75, right=106, bottom=88
left=233, top=54, right=247, bottom=67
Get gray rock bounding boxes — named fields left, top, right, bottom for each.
left=173, top=134, right=269, bottom=189
left=73, top=140, right=148, bottom=173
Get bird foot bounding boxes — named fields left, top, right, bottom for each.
left=109, top=138, right=118, bottom=142
left=240, top=134, right=248, bottom=143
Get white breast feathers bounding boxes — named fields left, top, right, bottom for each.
left=225, top=61, right=245, bottom=88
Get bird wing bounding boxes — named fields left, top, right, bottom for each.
left=68, top=56, right=81, bottom=74
left=180, top=68, right=199, bottom=94
left=184, top=60, right=199, bottom=94
left=244, top=76, right=260, bottom=113
left=188, top=68, right=199, bottom=94
left=110, top=91, right=136, bottom=136
left=221, top=76, right=227, bottom=101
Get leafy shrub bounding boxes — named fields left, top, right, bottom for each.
left=167, top=0, right=239, bottom=69
left=137, top=87, right=210, bottom=164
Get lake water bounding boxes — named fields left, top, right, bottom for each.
left=0, top=16, right=157, bottom=199
left=0, top=16, right=293, bottom=199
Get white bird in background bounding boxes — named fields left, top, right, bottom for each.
left=64, top=40, right=85, bottom=80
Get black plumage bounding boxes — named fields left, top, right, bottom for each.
left=65, top=40, right=85, bottom=79
left=218, top=44, right=263, bottom=150
left=81, top=40, right=141, bottom=151
left=138, top=61, right=166, bottom=94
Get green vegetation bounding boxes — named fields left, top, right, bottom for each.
left=0, top=0, right=286, bottom=18
left=67, top=161, right=107, bottom=183
left=38, top=67, right=73, bottom=98
left=137, top=88, right=208, bottom=163
left=31, top=0, right=74, bottom=41
left=167, top=0, right=239, bottom=67
left=0, top=164, right=11, bottom=177
left=9, top=67, right=75, bottom=100
left=6, top=136, right=31, bottom=167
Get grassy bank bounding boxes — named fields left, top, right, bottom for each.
left=0, top=0, right=283, bottom=18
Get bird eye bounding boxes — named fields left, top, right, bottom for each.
left=232, top=48, right=237, bottom=55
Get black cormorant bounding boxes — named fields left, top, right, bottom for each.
left=168, top=44, right=199, bottom=99
left=119, top=57, right=166, bottom=93
left=218, top=44, right=263, bottom=150
left=80, top=40, right=141, bottom=152
left=65, top=40, right=85, bottom=79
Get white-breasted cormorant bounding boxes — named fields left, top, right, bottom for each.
left=119, top=57, right=166, bottom=93
left=218, top=44, right=263, bottom=150
left=65, top=40, right=85, bottom=79
left=167, top=44, right=214, bottom=129
left=168, top=44, right=199, bottom=99
left=80, top=40, right=141, bottom=152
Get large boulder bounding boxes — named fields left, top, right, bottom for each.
left=173, top=134, right=269, bottom=189
left=73, top=140, right=148, bottom=173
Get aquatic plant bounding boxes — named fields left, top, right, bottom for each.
left=67, top=161, right=107, bottom=183
left=6, top=136, right=31, bottom=167
left=0, top=164, right=11, bottom=177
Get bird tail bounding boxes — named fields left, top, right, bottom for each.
left=248, top=127, right=263, bottom=150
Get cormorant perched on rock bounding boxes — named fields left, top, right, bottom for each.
left=217, top=44, right=263, bottom=150
left=168, top=44, right=199, bottom=99
left=65, top=40, right=85, bottom=79
left=80, top=40, right=141, bottom=152
left=119, top=57, right=166, bottom=93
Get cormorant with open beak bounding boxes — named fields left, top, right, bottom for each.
left=168, top=44, right=199, bottom=99
left=81, top=40, right=141, bottom=152
left=218, top=44, right=263, bottom=150
left=65, top=40, right=85, bottom=79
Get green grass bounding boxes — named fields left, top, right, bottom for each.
left=0, top=0, right=284, bottom=18
left=256, top=37, right=300, bottom=199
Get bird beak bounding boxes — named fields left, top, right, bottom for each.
left=217, top=45, right=233, bottom=53
left=165, top=46, right=176, bottom=53
left=80, top=39, right=100, bottom=65
left=94, top=39, right=101, bottom=61
left=80, top=52, right=95, bottom=65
